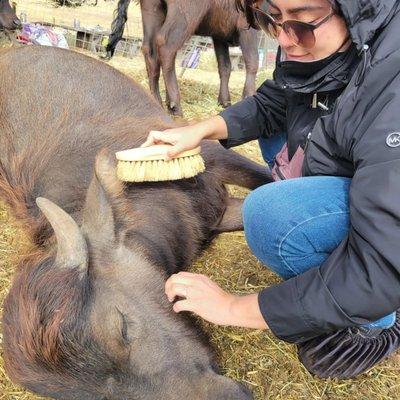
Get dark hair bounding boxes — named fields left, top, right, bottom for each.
left=236, top=0, right=341, bottom=30
left=235, top=0, right=258, bottom=29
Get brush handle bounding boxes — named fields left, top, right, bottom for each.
left=115, top=144, right=201, bottom=161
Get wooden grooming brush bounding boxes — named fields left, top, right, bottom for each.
left=115, top=144, right=205, bottom=182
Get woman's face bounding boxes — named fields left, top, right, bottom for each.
left=258, top=0, right=349, bottom=61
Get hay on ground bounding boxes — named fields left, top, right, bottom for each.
left=1, top=50, right=400, bottom=400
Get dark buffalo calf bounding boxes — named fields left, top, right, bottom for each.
left=0, top=46, right=271, bottom=400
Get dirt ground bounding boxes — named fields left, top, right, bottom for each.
left=1, top=2, right=400, bottom=400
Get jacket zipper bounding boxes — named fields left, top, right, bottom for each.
left=304, top=132, right=312, bottom=153
left=302, top=132, right=312, bottom=175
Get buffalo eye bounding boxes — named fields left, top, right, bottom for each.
left=116, top=308, right=132, bottom=346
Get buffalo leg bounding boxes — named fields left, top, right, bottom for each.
left=141, top=0, right=165, bottom=105
left=238, top=28, right=259, bottom=99
left=201, top=141, right=273, bottom=190
left=213, top=37, right=232, bottom=108
left=213, top=197, right=244, bottom=233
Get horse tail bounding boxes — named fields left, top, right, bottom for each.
left=106, top=0, right=132, bottom=58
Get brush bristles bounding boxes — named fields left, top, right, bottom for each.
left=117, top=154, right=206, bottom=182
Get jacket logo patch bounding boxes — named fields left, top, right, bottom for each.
left=386, top=132, right=400, bottom=148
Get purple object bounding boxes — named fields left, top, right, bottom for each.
left=181, top=47, right=201, bottom=69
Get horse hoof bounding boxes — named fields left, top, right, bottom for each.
left=167, top=103, right=183, bottom=116
left=218, top=101, right=232, bottom=108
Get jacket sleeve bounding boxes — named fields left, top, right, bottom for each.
left=258, top=53, right=400, bottom=343
left=219, top=79, right=286, bottom=148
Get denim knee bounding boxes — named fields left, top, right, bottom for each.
left=243, top=182, right=291, bottom=278
left=243, top=177, right=352, bottom=280
left=243, top=177, right=396, bottom=331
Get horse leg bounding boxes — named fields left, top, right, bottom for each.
left=141, top=0, right=165, bottom=105
left=156, top=4, right=204, bottom=116
left=213, top=37, right=232, bottom=108
left=238, top=28, right=259, bottom=99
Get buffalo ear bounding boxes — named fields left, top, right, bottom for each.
left=36, top=197, right=88, bottom=275
left=82, top=149, right=124, bottom=243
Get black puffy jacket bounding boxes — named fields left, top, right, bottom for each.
left=221, top=0, right=400, bottom=343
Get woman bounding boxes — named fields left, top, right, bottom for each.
left=142, top=0, right=400, bottom=378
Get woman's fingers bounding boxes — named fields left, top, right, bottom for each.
left=140, top=131, right=157, bottom=147
left=173, top=299, right=194, bottom=313
left=166, top=283, right=189, bottom=302
left=165, top=273, right=196, bottom=301
left=165, top=272, right=239, bottom=326
left=140, top=130, right=175, bottom=148
left=141, top=127, right=203, bottom=159
left=165, top=272, right=208, bottom=300
left=165, top=272, right=201, bottom=287
left=165, top=143, right=188, bottom=160
left=166, top=136, right=203, bottom=160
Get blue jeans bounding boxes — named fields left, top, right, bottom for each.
left=244, top=138, right=396, bottom=330
left=258, top=135, right=286, bottom=169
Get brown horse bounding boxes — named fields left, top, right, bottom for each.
left=106, top=0, right=259, bottom=115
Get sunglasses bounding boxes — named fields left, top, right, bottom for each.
left=250, top=5, right=335, bottom=49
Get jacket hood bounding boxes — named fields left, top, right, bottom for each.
left=273, top=0, right=399, bottom=94
left=335, top=0, right=398, bottom=51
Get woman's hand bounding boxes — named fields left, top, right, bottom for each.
left=165, top=271, right=268, bottom=329
left=141, top=116, right=228, bottom=160
left=141, top=125, right=204, bottom=160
